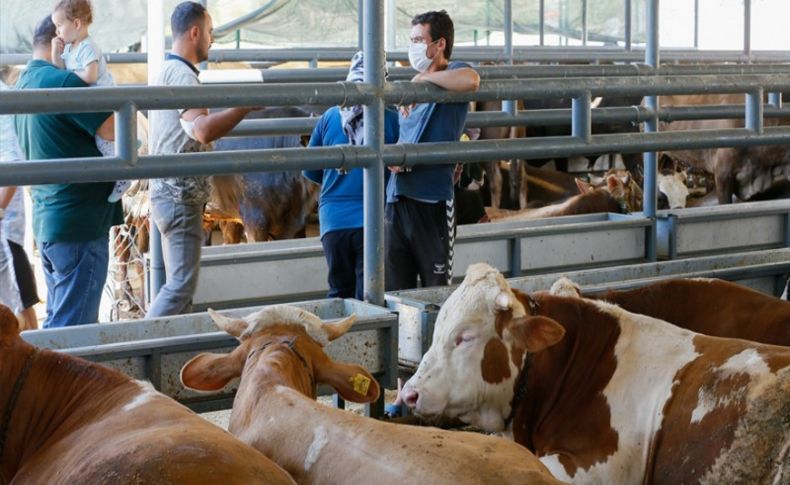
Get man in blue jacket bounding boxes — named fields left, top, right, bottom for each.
left=304, top=52, right=399, bottom=300
left=385, top=10, right=480, bottom=291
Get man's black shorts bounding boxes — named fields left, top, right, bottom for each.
left=7, top=240, right=39, bottom=309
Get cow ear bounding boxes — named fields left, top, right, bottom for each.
left=180, top=351, right=244, bottom=392
left=606, top=174, right=621, bottom=191
left=575, top=178, right=593, bottom=193
left=0, top=304, right=22, bottom=345
left=507, top=316, right=565, bottom=353
left=314, top=357, right=381, bottom=404
left=208, top=309, right=249, bottom=339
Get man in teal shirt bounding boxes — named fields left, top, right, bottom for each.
left=14, top=16, right=119, bottom=327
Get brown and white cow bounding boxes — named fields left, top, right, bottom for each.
left=550, top=276, right=790, bottom=347
left=401, top=264, right=790, bottom=484
left=0, top=305, right=295, bottom=484
left=181, top=305, right=566, bottom=485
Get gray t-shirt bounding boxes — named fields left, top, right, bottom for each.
left=149, top=58, right=212, bottom=205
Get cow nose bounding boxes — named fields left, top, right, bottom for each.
left=402, top=388, right=419, bottom=408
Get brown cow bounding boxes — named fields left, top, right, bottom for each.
left=485, top=175, right=626, bottom=221
left=402, top=264, right=790, bottom=484
left=0, top=305, right=295, bottom=484
left=550, top=277, right=790, bottom=346
left=181, top=305, right=567, bottom=485
left=660, top=94, right=790, bottom=204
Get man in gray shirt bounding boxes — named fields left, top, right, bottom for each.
left=147, top=1, right=255, bottom=317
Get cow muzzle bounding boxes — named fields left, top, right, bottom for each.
left=400, top=380, right=448, bottom=418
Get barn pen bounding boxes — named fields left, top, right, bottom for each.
left=2, top=0, right=790, bottom=466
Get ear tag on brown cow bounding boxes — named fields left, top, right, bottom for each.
left=350, top=374, right=371, bottom=395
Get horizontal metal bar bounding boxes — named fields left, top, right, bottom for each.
left=381, top=126, right=790, bottom=166
left=0, top=83, right=376, bottom=114
left=252, top=64, right=790, bottom=84
left=0, top=146, right=375, bottom=186
left=384, top=75, right=790, bottom=105
left=6, top=75, right=790, bottom=116
left=230, top=104, right=790, bottom=137
left=658, top=199, right=790, bottom=221
left=6, top=48, right=790, bottom=66
left=4, top=126, right=790, bottom=187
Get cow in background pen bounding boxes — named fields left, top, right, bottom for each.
left=210, top=107, right=319, bottom=243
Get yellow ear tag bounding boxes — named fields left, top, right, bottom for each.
left=350, top=374, right=371, bottom=396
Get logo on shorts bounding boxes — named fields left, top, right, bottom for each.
left=433, top=263, right=446, bottom=275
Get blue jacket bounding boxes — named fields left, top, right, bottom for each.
left=304, top=106, right=400, bottom=237
left=386, top=61, right=471, bottom=203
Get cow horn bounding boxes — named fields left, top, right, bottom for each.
left=321, top=314, right=356, bottom=342
left=207, top=308, right=249, bottom=338
left=495, top=292, right=512, bottom=311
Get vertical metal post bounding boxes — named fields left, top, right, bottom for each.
left=694, top=0, right=699, bottom=49
left=572, top=93, right=592, bottom=142
left=745, top=89, right=764, bottom=134
left=363, top=0, right=385, bottom=306
left=769, top=92, right=783, bottom=108
left=199, top=0, right=208, bottom=71
left=744, top=0, right=752, bottom=60
left=624, top=0, right=632, bottom=50
left=502, top=0, right=516, bottom=116
left=582, top=0, right=588, bottom=46
left=385, top=0, right=396, bottom=52
left=643, top=0, right=659, bottom=262
left=539, top=0, right=545, bottom=46
left=358, top=0, right=365, bottom=50
left=148, top=0, right=166, bottom=298
left=115, top=102, right=138, bottom=164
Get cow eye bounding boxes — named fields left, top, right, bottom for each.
left=454, top=333, right=476, bottom=346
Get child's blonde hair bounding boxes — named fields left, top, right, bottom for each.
left=53, top=0, right=93, bottom=25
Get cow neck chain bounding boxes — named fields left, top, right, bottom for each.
left=503, top=294, right=540, bottom=430
left=0, top=348, right=37, bottom=462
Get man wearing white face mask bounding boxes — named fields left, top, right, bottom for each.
left=385, top=10, right=480, bottom=291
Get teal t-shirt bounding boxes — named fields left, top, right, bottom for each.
left=14, top=59, right=122, bottom=243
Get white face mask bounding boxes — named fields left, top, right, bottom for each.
left=408, top=42, right=434, bottom=73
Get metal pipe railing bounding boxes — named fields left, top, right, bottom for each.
left=6, top=48, right=790, bottom=67
left=8, top=75, right=790, bottom=116
left=362, top=0, right=386, bottom=305
left=643, top=0, right=660, bottom=262
left=226, top=103, right=790, bottom=137
left=4, top=126, right=790, bottom=187
left=254, top=63, right=790, bottom=84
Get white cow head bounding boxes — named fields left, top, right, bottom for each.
left=401, top=263, right=565, bottom=432
left=658, top=171, right=690, bottom=209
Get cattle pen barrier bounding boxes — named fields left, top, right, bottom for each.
left=3, top=0, right=790, bottom=411
left=21, top=298, right=398, bottom=415
left=3, top=72, right=790, bottom=302
left=192, top=213, right=652, bottom=310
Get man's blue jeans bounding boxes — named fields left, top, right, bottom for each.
left=145, top=196, right=204, bottom=317
left=40, top=236, right=109, bottom=328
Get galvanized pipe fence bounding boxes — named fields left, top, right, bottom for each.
left=2, top=0, right=790, bottom=303
left=3, top=74, right=790, bottom=184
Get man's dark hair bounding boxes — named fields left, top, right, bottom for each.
left=412, top=10, right=455, bottom=60
left=171, top=1, right=207, bottom=38
left=33, top=15, right=57, bottom=49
